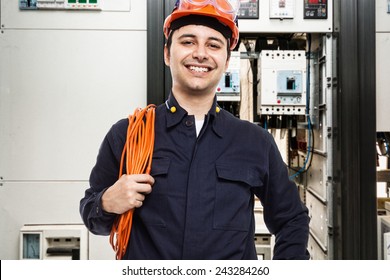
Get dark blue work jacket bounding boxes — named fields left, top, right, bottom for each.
left=80, top=93, right=310, bottom=260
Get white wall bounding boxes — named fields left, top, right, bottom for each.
left=0, top=0, right=147, bottom=259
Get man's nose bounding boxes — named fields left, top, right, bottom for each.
left=192, top=44, right=209, bottom=61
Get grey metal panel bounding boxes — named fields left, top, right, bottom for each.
left=312, top=110, right=325, bottom=152
left=0, top=29, right=147, bottom=181
left=307, top=154, right=327, bottom=201
left=308, top=235, right=327, bottom=260
left=307, top=191, right=328, bottom=251
left=307, top=33, right=336, bottom=259
left=324, top=34, right=337, bottom=259
left=307, top=34, right=332, bottom=204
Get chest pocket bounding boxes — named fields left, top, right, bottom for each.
left=150, top=157, right=171, bottom=177
left=214, top=163, right=263, bottom=232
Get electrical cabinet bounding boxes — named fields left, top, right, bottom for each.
left=237, top=0, right=335, bottom=260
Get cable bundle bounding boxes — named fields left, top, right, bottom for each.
left=109, top=104, right=156, bottom=260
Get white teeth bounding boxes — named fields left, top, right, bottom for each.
left=189, top=66, right=209, bottom=72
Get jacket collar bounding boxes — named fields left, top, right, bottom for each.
left=164, top=92, right=224, bottom=138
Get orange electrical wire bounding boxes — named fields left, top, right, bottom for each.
left=109, top=104, right=156, bottom=260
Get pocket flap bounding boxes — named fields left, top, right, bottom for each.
left=150, top=157, right=171, bottom=176
left=216, top=163, right=262, bottom=187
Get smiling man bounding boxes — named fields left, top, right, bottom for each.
left=165, top=24, right=229, bottom=122
left=80, top=0, right=310, bottom=260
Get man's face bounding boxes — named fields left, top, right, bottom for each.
left=164, top=24, right=230, bottom=97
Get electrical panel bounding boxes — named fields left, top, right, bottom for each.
left=216, top=51, right=240, bottom=99
left=257, top=50, right=306, bottom=115
left=19, top=0, right=101, bottom=10
left=238, top=0, right=333, bottom=33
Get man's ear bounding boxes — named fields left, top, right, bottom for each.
left=164, top=45, right=170, bottom=67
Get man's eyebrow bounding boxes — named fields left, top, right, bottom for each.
left=177, top=33, right=196, bottom=40
left=177, top=34, right=225, bottom=45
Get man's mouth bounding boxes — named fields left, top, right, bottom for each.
left=188, top=65, right=210, bottom=73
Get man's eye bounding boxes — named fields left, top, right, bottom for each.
left=209, top=44, right=221, bottom=49
left=181, top=41, right=194, bottom=45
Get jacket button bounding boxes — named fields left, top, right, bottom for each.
left=185, top=120, right=193, bottom=127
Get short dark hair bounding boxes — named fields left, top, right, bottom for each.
left=170, top=15, right=232, bottom=40
left=165, top=25, right=232, bottom=59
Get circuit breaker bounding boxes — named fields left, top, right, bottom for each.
left=257, top=50, right=306, bottom=115
left=216, top=51, right=240, bottom=97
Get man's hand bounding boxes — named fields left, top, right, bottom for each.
left=101, top=174, right=154, bottom=214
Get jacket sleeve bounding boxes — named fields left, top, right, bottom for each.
left=79, top=119, right=128, bottom=235
left=254, top=134, right=310, bottom=260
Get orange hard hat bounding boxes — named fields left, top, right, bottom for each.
left=163, top=0, right=240, bottom=50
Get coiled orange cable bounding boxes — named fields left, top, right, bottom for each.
left=109, top=104, right=156, bottom=260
